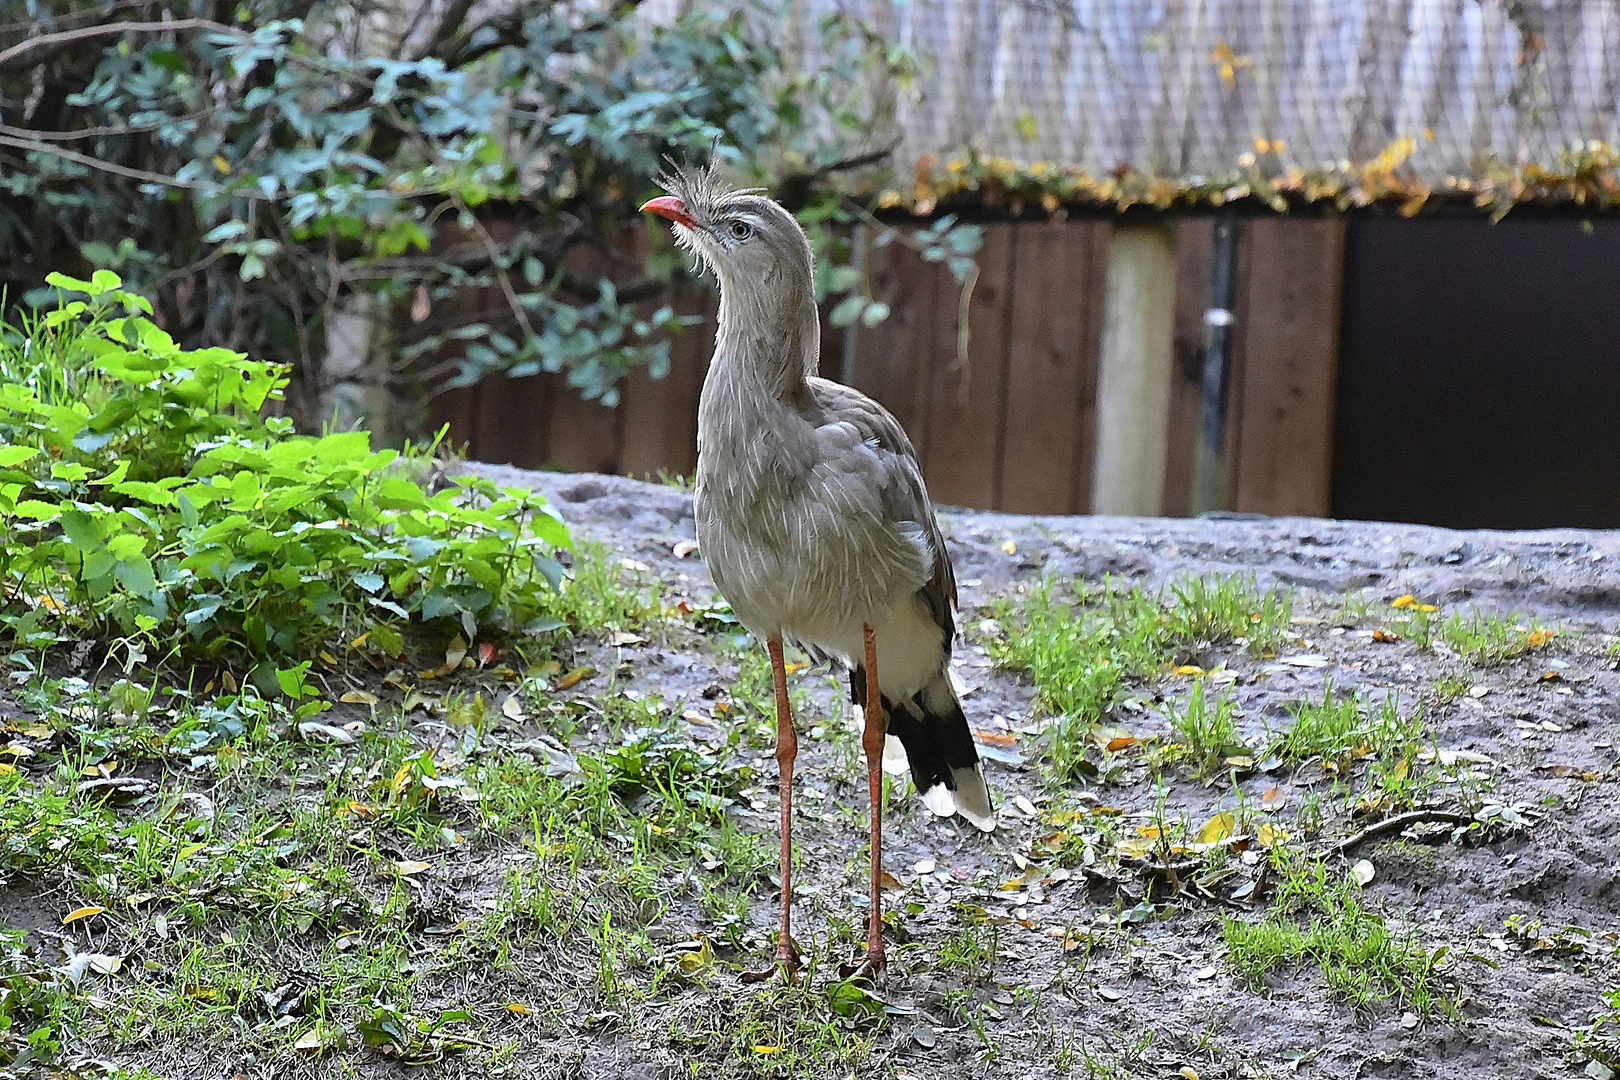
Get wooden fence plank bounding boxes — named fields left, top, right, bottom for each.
left=542, top=375, right=620, bottom=474
left=842, top=236, right=942, bottom=450
left=472, top=373, right=552, bottom=467
left=1161, top=218, right=1215, bottom=516
left=923, top=224, right=1017, bottom=508
left=998, top=218, right=1111, bottom=514
left=1230, top=217, right=1347, bottom=516
left=431, top=383, right=479, bottom=453
left=617, top=287, right=716, bottom=479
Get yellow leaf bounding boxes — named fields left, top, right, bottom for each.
left=393, top=860, right=430, bottom=876
left=63, top=906, right=106, bottom=925
left=1196, top=812, right=1236, bottom=845
left=555, top=666, right=595, bottom=691
left=1526, top=628, right=1555, bottom=648
left=346, top=801, right=375, bottom=817
left=319, top=650, right=338, bottom=665
left=1001, top=540, right=1017, bottom=555
left=753, top=1046, right=780, bottom=1054
left=212, top=155, right=230, bottom=174
left=0, top=763, right=15, bottom=776
left=676, top=936, right=715, bottom=975
left=1391, top=594, right=1416, bottom=609
left=340, top=690, right=378, bottom=706
left=1256, top=823, right=1284, bottom=848
left=1174, top=665, right=1204, bottom=676
left=784, top=662, right=807, bottom=675
left=504, top=1002, right=533, bottom=1015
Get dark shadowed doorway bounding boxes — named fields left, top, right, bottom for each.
left=1333, top=217, right=1620, bottom=529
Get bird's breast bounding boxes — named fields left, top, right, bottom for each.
left=695, top=475, right=929, bottom=644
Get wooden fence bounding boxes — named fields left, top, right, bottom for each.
left=431, top=216, right=1346, bottom=518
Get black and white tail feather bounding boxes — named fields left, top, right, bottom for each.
left=849, top=663, right=996, bottom=832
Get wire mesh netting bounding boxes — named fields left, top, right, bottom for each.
left=671, top=0, right=1620, bottom=185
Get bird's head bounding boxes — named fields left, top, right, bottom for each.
left=641, top=158, right=814, bottom=311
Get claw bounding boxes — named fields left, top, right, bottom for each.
left=742, top=935, right=802, bottom=984
left=837, top=947, right=886, bottom=985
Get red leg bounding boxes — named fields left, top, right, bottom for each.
left=767, top=635, right=800, bottom=976
left=854, top=622, right=887, bottom=978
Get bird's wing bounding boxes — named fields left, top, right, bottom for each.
left=805, top=376, right=957, bottom=632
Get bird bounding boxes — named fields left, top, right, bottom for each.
left=641, top=157, right=994, bottom=980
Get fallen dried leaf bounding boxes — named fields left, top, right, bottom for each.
left=1105, top=736, right=1139, bottom=752
left=1196, top=812, right=1236, bottom=845
left=1351, top=859, right=1376, bottom=886
left=339, top=690, right=378, bottom=706
left=555, top=666, right=596, bottom=691
left=63, top=906, right=106, bottom=926
left=393, top=860, right=430, bottom=876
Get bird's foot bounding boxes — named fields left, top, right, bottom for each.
left=837, top=948, right=886, bottom=985
left=741, top=938, right=802, bottom=984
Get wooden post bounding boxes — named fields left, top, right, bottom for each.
left=1091, top=225, right=1175, bottom=516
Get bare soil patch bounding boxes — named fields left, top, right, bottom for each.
left=5, top=465, right=1617, bottom=1080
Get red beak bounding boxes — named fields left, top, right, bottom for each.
left=640, top=195, right=698, bottom=229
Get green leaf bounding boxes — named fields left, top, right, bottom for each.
left=58, top=509, right=104, bottom=550
left=114, top=554, right=159, bottom=599
left=373, top=477, right=429, bottom=510
left=0, top=447, right=39, bottom=467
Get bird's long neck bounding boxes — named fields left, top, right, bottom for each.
left=696, top=269, right=821, bottom=494
left=708, top=268, right=820, bottom=403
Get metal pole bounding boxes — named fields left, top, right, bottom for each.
left=1191, top=213, right=1239, bottom=515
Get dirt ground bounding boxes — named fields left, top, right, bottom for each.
left=6, top=464, right=1618, bottom=1080
left=474, top=464, right=1620, bottom=1080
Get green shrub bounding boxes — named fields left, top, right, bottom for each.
left=0, top=271, right=569, bottom=660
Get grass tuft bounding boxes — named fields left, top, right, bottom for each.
left=1223, top=853, right=1457, bottom=1015
left=989, top=574, right=1291, bottom=777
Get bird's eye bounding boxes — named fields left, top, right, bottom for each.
left=727, top=220, right=754, bottom=242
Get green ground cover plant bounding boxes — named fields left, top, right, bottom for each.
left=0, top=272, right=569, bottom=662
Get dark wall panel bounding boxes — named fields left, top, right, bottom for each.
left=1334, top=219, right=1620, bottom=529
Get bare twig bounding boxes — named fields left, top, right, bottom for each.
left=0, top=18, right=244, bottom=73
left=452, top=193, right=538, bottom=344
left=953, top=261, right=979, bottom=391
left=1332, top=810, right=1475, bottom=855
left=0, top=135, right=271, bottom=199
left=0, top=112, right=208, bottom=142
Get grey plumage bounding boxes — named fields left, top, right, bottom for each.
left=649, top=160, right=994, bottom=831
